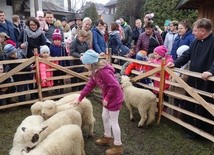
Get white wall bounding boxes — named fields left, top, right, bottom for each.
left=0, top=1, right=13, bottom=21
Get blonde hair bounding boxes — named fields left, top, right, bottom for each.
left=82, top=17, right=92, bottom=24
left=90, top=59, right=108, bottom=76
left=77, top=29, right=87, bottom=37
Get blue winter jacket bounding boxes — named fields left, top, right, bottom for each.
left=170, top=29, right=195, bottom=60
left=108, top=30, right=122, bottom=55
left=0, top=20, right=16, bottom=42
left=92, top=27, right=106, bottom=54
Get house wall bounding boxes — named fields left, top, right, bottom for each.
left=198, top=0, right=214, bottom=25
left=0, top=1, right=13, bottom=20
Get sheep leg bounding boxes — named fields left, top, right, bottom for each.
left=88, top=123, right=94, bottom=138
left=126, top=102, right=134, bottom=121
left=146, top=102, right=156, bottom=126
left=138, top=108, right=147, bottom=127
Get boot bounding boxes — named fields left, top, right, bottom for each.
left=105, top=145, right=123, bottom=155
left=95, top=136, right=113, bottom=146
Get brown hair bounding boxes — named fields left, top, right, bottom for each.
left=111, top=22, right=119, bottom=31
left=95, top=19, right=104, bottom=26
left=12, top=15, right=20, bottom=23
left=25, top=17, right=40, bottom=28
left=193, top=18, right=213, bottom=32
left=179, top=20, right=191, bottom=30
left=77, top=29, right=87, bottom=37
left=144, top=21, right=154, bottom=29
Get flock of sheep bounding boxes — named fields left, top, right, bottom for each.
left=9, top=76, right=157, bottom=155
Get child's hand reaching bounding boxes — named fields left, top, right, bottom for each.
left=70, top=99, right=80, bottom=106
left=102, top=99, right=108, bottom=107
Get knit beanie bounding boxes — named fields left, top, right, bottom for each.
left=36, top=10, right=44, bottom=17
left=154, top=45, right=168, bottom=57
left=136, top=50, right=148, bottom=61
left=81, top=50, right=99, bottom=65
left=4, top=44, right=17, bottom=57
left=40, top=45, right=50, bottom=55
left=52, top=29, right=62, bottom=41
left=176, top=45, right=189, bottom=58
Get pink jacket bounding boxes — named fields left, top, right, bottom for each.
left=39, top=62, right=53, bottom=87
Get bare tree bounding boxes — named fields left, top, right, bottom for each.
left=71, top=0, right=87, bottom=12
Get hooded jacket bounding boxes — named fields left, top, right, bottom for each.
left=79, top=64, right=124, bottom=111
left=108, top=30, right=122, bottom=55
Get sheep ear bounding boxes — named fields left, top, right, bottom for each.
left=39, top=126, right=48, bottom=133
left=22, top=127, right=26, bottom=132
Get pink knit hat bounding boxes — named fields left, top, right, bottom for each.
left=52, top=29, right=62, bottom=41
left=154, top=45, right=168, bottom=57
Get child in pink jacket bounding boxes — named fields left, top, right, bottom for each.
left=39, top=45, right=53, bottom=87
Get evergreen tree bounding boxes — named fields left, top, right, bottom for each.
left=115, top=0, right=198, bottom=28
left=143, top=0, right=198, bottom=29
left=83, top=3, right=99, bottom=25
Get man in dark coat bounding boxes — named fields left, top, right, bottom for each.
left=0, top=10, right=17, bottom=43
left=167, top=18, right=214, bottom=139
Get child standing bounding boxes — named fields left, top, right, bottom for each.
left=150, top=45, right=173, bottom=93
left=39, top=45, right=54, bottom=87
left=50, top=29, right=68, bottom=91
left=73, top=49, right=124, bottom=155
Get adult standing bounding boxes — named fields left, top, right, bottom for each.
left=82, top=17, right=93, bottom=48
left=0, top=10, right=17, bottom=43
left=68, top=14, right=83, bottom=42
left=119, top=17, right=132, bottom=48
left=170, top=20, right=195, bottom=60
left=136, top=21, right=163, bottom=55
left=92, top=19, right=106, bottom=55
left=167, top=18, right=214, bottom=139
left=132, top=19, right=144, bottom=46
left=17, top=17, right=46, bottom=99
left=44, top=11, right=64, bottom=44
left=164, top=20, right=178, bottom=54
left=18, top=17, right=46, bottom=58
left=12, top=15, right=21, bottom=45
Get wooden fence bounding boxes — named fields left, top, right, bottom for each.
left=0, top=52, right=213, bottom=142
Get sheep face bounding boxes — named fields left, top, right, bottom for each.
left=21, top=126, right=47, bottom=151
left=121, top=75, right=133, bottom=88
left=41, top=100, right=56, bottom=120
left=31, top=101, right=43, bottom=115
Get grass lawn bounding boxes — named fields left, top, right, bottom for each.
left=0, top=95, right=213, bottom=155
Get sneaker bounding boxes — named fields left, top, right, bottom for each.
left=95, top=136, right=113, bottom=146
left=105, top=145, right=123, bottom=155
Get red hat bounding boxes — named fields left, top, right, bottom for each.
left=154, top=45, right=168, bottom=57
left=52, top=29, right=62, bottom=41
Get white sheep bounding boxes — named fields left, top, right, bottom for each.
left=30, top=101, right=43, bottom=115
left=9, top=115, right=44, bottom=155
left=42, top=95, right=95, bottom=137
left=21, top=124, right=86, bottom=155
left=121, top=75, right=157, bottom=127
left=21, top=108, right=82, bottom=151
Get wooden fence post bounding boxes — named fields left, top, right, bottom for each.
left=157, top=58, right=166, bottom=124
left=107, top=48, right=112, bottom=64
left=34, top=48, right=43, bottom=101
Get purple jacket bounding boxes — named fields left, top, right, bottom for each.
left=78, top=64, right=124, bottom=111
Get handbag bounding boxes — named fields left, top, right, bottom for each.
left=22, top=30, right=28, bottom=56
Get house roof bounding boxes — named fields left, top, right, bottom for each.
left=23, top=1, right=74, bottom=15
left=105, top=0, right=117, bottom=7
left=176, top=0, right=201, bottom=9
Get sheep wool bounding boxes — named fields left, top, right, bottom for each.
left=9, top=115, right=44, bottom=155
left=21, top=124, right=86, bottom=155
left=121, top=76, right=157, bottom=127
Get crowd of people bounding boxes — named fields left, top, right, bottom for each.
left=0, top=8, right=214, bottom=154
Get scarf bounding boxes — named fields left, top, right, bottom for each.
left=25, top=26, right=43, bottom=39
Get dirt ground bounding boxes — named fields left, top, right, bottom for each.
left=0, top=95, right=213, bottom=155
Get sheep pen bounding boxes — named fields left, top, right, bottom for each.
left=0, top=95, right=213, bottom=155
